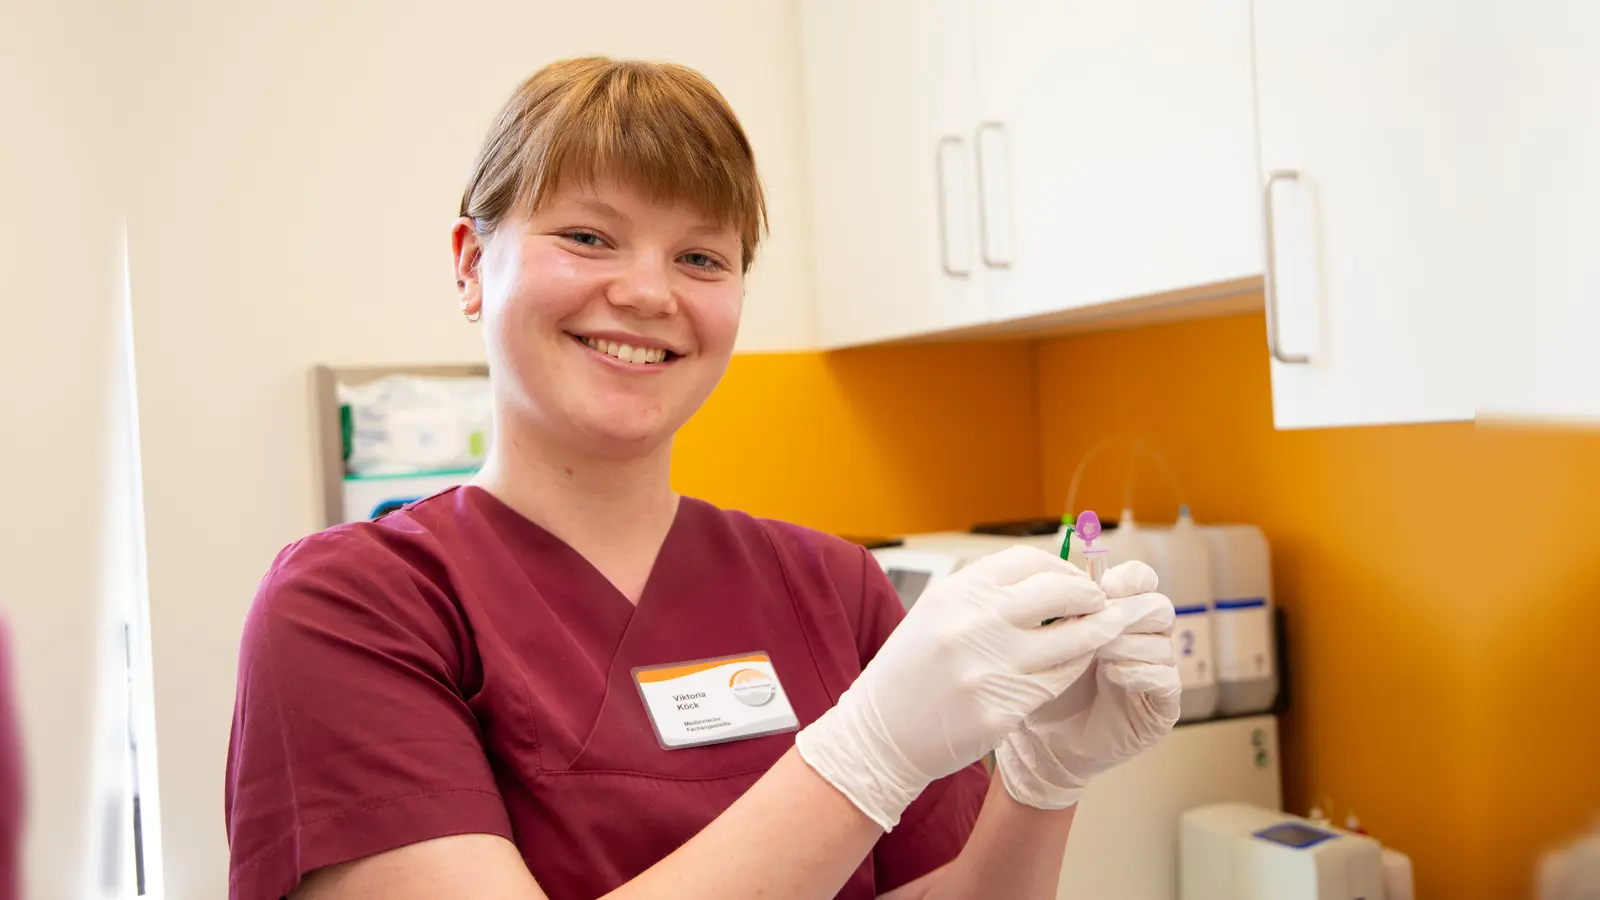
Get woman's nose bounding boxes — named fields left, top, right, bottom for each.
left=608, top=257, right=677, bottom=317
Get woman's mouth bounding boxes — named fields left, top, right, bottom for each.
left=571, top=334, right=677, bottom=366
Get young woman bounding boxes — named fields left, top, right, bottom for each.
left=225, top=57, right=1180, bottom=900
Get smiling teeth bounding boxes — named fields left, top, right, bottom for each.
left=581, top=336, right=669, bottom=364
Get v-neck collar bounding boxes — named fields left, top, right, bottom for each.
left=458, top=485, right=698, bottom=623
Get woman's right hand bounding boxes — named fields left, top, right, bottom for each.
left=794, top=546, right=1152, bottom=831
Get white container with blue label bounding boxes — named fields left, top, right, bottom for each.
left=1111, top=508, right=1218, bottom=722
left=1161, top=510, right=1219, bottom=722
left=1200, top=524, right=1278, bottom=716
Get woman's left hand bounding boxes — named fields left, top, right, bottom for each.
left=993, top=560, right=1181, bottom=810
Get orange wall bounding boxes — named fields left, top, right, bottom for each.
left=673, top=309, right=1599, bottom=899
left=1036, top=307, right=1600, bottom=900
left=674, top=340, right=1044, bottom=537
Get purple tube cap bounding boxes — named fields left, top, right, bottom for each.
left=1075, top=510, right=1102, bottom=547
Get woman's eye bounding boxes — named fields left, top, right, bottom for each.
left=681, top=252, right=727, bottom=272
left=561, top=231, right=604, bottom=248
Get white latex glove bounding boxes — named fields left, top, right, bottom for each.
left=995, top=560, right=1181, bottom=810
left=796, top=546, right=1173, bottom=831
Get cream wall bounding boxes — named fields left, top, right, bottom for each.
left=0, top=2, right=130, bottom=895
left=119, top=2, right=815, bottom=896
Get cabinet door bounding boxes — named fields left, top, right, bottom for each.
left=1252, top=0, right=1476, bottom=428
left=798, top=0, right=986, bottom=349
left=1478, top=1, right=1600, bottom=425
left=970, top=0, right=1261, bottom=321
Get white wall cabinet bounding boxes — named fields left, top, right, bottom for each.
left=798, top=0, right=1261, bottom=350
left=797, top=0, right=990, bottom=348
left=967, top=0, right=1261, bottom=323
left=1248, top=0, right=1477, bottom=429
left=1477, top=0, right=1600, bottom=425
left=798, top=0, right=1499, bottom=430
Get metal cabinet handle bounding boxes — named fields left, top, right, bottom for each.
left=1262, top=169, right=1310, bottom=364
left=974, top=121, right=1011, bottom=269
left=935, top=136, right=971, bottom=278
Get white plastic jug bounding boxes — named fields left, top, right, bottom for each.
left=1200, top=524, right=1278, bottom=715
left=1104, top=508, right=1218, bottom=722
left=1538, top=819, right=1600, bottom=900
left=1159, top=509, right=1218, bottom=722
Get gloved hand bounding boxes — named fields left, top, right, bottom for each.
left=995, top=560, right=1181, bottom=810
left=795, top=546, right=1171, bottom=831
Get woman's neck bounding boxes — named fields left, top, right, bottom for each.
left=471, top=420, right=680, bottom=603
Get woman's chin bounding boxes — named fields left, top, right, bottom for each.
left=571, top=411, right=680, bottom=457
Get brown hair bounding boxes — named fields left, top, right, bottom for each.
left=459, top=57, right=768, bottom=273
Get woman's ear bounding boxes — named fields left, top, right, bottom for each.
left=451, top=217, right=484, bottom=319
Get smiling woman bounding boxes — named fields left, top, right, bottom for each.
left=223, top=56, right=1180, bottom=900
left=451, top=57, right=757, bottom=466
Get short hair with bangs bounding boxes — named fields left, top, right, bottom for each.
left=459, top=57, right=769, bottom=273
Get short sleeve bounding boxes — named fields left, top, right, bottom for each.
left=226, top=532, right=513, bottom=900
left=849, top=547, right=990, bottom=893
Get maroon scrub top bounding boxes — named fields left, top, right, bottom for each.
left=226, top=486, right=988, bottom=900
left=0, top=620, right=22, bottom=900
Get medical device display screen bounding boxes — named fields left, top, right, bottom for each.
left=1253, top=823, right=1335, bottom=849
left=885, top=568, right=932, bottom=608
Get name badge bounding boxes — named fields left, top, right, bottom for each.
left=631, top=652, right=799, bottom=750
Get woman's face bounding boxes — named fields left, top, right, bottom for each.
left=455, top=176, right=744, bottom=459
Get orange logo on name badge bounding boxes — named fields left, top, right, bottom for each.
left=728, top=667, right=777, bottom=707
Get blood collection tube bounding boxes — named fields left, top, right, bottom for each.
left=1076, top=510, right=1107, bottom=584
